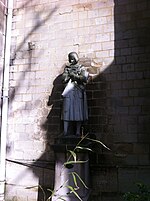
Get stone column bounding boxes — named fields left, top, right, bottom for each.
left=52, top=136, right=90, bottom=201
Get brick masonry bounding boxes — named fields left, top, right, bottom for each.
left=0, top=0, right=149, bottom=201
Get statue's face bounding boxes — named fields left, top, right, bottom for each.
left=68, top=52, right=79, bottom=65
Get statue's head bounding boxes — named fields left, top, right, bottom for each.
left=68, top=52, right=79, bottom=65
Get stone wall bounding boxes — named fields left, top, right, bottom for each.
left=5, top=0, right=150, bottom=201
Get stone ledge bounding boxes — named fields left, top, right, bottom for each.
left=52, top=135, right=94, bottom=152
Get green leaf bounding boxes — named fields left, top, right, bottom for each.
left=47, top=189, right=54, bottom=194
left=46, top=189, right=54, bottom=200
left=68, top=150, right=77, bottom=162
left=66, top=185, right=82, bottom=201
left=56, top=196, right=66, bottom=201
left=72, top=172, right=88, bottom=189
left=64, top=160, right=88, bottom=167
left=86, top=137, right=110, bottom=150
left=38, top=185, right=46, bottom=201
left=71, top=172, right=79, bottom=189
left=76, top=146, right=93, bottom=152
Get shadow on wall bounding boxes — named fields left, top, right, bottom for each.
left=5, top=0, right=150, bottom=200
left=9, top=4, right=59, bottom=104
left=89, top=1, right=150, bottom=200
left=37, top=0, right=150, bottom=200
left=5, top=1, right=60, bottom=200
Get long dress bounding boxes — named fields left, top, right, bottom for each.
left=61, top=64, right=89, bottom=122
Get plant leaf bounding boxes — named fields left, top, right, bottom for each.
left=66, top=185, right=82, bottom=201
left=64, top=160, right=88, bottom=167
left=86, top=137, right=110, bottom=150
left=47, top=189, right=54, bottom=194
left=56, top=196, right=66, bottom=201
left=76, top=146, right=93, bottom=152
left=72, top=172, right=88, bottom=189
left=68, top=150, right=77, bottom=162
left=71, top=172, right=79, bottom=189
left=46, top=189, right=54, bottom=200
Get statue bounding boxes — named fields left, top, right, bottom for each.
left=61, top=52, right=89, bottom=136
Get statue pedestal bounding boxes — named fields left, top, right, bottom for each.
left=51, top=136, right=90, bottom=201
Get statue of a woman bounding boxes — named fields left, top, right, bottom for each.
left=61, top=52, right=89, bottom=136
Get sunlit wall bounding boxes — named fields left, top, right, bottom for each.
left=4, top=0, right=150, bottom=201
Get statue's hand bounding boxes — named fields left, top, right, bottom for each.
left=63, top=77, right=70, bottom=83
left=69, top=71, right=75, bottom=77
left=69, top=72, right=79, bottom=81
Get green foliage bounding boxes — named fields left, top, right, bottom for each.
left=71, top=172, right=89, bottom=189
left=123, top=183, right=150, bottom=201
left=86, top=137, right=110, bottom=151
left=66, top=185, right=82, bottom=201
left=46, top=134, right=110, bottom=201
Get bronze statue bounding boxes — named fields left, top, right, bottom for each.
left=61, top=52, right=89, bottom=136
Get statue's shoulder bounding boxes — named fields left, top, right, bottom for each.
left=76, top=64, right=83, bottom=68
left=64, top=63, right=71, bottom=71
left=65, top=63, right=71, bottom=68
left=79, top=64, right=86, bottom=70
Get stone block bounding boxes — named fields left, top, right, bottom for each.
left=98, top=8, right=112, bottom=17
left=138, top=154, right=150, bottom=165
left=91, top=43, right=102, bottom=51
left=118, top=168, right=138, bottom=192
left=122, top=80, right=133, bottom=88
left=14, top=141, right=33, bottom=151
left=122, top=97, right=134, bottom=106
left=128, top=125, right=138, bottom=133
left=102, top=41, right=114, bottom=50
left=109, top=49, right=115, bottom=57
left=141, top=106, right=150, bottom=115
left=95, top=16, right=107, bottom=25
left=14, top=124, right=26, bottom=133
left=133, top=143, right=149, bottom=154
left=103, top=23, right=114, bottom=33
left=134, top=97, right=148, bottom=106
left=117, top=72, right=127, bottom=80
left=129, top=89, right=139, bottom=96
left=122, top=64, right=134, bottom=72
left=121, top=48, right=131, bottom=56
left=129, top=106, right=141, bottom=115
left=88, top=9, right=99, bottom=18
left=127, top=72, right=143, bottom=80
left=96, top=33, right=110, bottom=42
left=106, top=73, right=117, bottom=81
left=134, top=79, right=150, bottom=88
left=116, top=56, right=126, bottom=64
left=113, top=133, right=138, bottom=143
left=96, top=51, right=109, bottom=58
left=103, top=56, right=114, bottom=65
left=79, top=10, right=88, bottom=19
left=101, top=193, right=121, bottom=201
left=138, top=134, right=150, bottom=143
left=33, top=141, right=45, bottom=152
left=114, top=123, right=128, bottom=133
left=23, top=94, right=32, bottom=102
left=91, top=167, right=118, bottom=193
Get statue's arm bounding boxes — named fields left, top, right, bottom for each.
left=70, top=66, right=89, bottom=83
left=62, top=66, right=70, bottom=83
left=80, top=67, right=89, bottom=83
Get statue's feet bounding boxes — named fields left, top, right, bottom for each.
left=58, top=132, right=64, bottom=137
